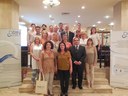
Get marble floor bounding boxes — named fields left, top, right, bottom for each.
left=0, top=86, right=128, bottom=96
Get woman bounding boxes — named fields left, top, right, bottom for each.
left=40, top=31, right=49, bottom=45
left=62, top=34, right=72, bottom=50
left=57, top=42, right=72, bottom=96
left=85, top=38, right=97, bottom=88
left=51, top=32, right=60, bottom=52
left=30, top=37, right=43, bottom=86
left=40, top=41, right=57, bottom=96
left=90, top=27, right=100, bottom=58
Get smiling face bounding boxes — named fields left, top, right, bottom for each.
left=73, top=37, right=79, bottom=45
left=87, top=38, right=93, bottom=46
left=34, top=37, right=40, bottom=44
left=60, top=43, right=65, bottom=51
left=46, top=42, right=52, bottom=50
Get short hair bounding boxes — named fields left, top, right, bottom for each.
left=59, top=22, right=63, bottom=26
left=42, top=24, right=47, bottom=28
left=43, top=41, right=54, bottom=50
left=31, top=23, right=35, bottom=26
left=35, top=26, right=40, bottom=29
left=57, top=41, right=67, bottom=52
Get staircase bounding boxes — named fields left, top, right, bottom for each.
left=19, top=65, right=112, bottom=95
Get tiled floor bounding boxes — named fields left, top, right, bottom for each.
left=0, top=86, right=128, bottom=96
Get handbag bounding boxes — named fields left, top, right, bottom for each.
left=35, top=72, right=47, bottom=94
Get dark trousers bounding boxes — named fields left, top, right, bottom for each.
left=72, top=64, right=83, bottom=87
left=58, top=70, right=70, bottom=94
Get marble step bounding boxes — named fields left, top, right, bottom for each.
left=19, top=84, right=34, bottom=93
left=19, top=84, right=112, bottom=94
left=26, top=72, right=32, bottom=77
left=54, top=78, right=109, bottom=85
left=26, top=72, right=106, bottom=79
left=94, top=72, right=106, bottom=78
left=23, top=77, right=32, bottom=84
left=53, top=85, right=112, bottom=94
left=23, top=77, right=109, bottom=85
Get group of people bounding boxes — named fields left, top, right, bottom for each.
left=28, top=22, right=100, bottom=96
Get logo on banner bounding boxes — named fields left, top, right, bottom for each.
left=0, top=54, right=18, bottom=63
left=7, top=30, right=20, bottom=37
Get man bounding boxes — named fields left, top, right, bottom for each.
left=61, top=25, right=74, bottom=44
left=69, top=37, right=86, bottom=89
left=57, top=22, right=65, bottom=40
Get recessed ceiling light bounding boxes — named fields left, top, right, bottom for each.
left=105, top=15, right=110, bottom=19
left=97, top=21, right=101, bottom=24
left=78, top=15, right=80, bottom=18
left=44, top=5, right=48, bottom=9
left=49, top=15, right=52, bottom=18
left=81, top=6, right=85, bottom=9
left=109, top=22, right=114, bottom=26
left=92, top=25, right=96, bottom=27
left=75, top=20, right=78, bottom=23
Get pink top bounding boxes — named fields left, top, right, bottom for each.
left=41, top=51, right=55, bottom=74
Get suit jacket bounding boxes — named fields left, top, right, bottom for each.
left=69, top=45, right=86, bottom=65
left=61, top=31, right=74, bottom=44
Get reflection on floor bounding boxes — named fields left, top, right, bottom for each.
left=0, top=63, right=128, bottom=96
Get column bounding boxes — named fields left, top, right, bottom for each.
left=0, top=0, right=19, bottom=29
left=113, top=0, right=128, bottom=31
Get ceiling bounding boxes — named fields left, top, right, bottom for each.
left=17, top=0, right=121, bottom=29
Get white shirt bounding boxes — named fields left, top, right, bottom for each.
left=80, top=38, right=88, bottom=46
left=32, top=44, right=42, bottom=69
left=90, top=33, right=100, bottom=46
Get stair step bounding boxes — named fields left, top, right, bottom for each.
left=26, top=72, right=32, bottom=78
left=53, top=85, right=112, bottom=94
left=94, top=72, right=106, bottom=78
left=53, top=78, right=109, bottom=85
left=19, top=84, right=34, bottom=93
left=23, top=77, right=32, bottom=84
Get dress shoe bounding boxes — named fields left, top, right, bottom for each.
left=64, top=93, right=68, bottom=96
left=78, top=86, right=83, bottom=89
left=60, top=92, right=64, bottom=96
left=72, top=86, right=76, bottom=89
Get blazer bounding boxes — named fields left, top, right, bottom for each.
left=69, top=45, right=86, bottom=65
left=61, top=31, right=74, bottom=44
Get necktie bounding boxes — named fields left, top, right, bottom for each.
left=76, top=45, right=78, bottom=50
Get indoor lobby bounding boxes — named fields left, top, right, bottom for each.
left=0, top=0, right=128, bottom=96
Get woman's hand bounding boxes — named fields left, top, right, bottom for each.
left=70, top=67, right=72, bottom=75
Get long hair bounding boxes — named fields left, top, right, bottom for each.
left=57, top=41, right=67, bottom=53
left=90, top=27, right=96, bottom=35
left=87, top=38, right=93, bottom=46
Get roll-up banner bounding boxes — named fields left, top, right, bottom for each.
left=0, top=29, right=21, bottom=88
left=110, top=31, right=128, bottom=88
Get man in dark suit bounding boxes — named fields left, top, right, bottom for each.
left=61, top=25, right=74, bottom=44
left=69, top=37, right=86, bottom=89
